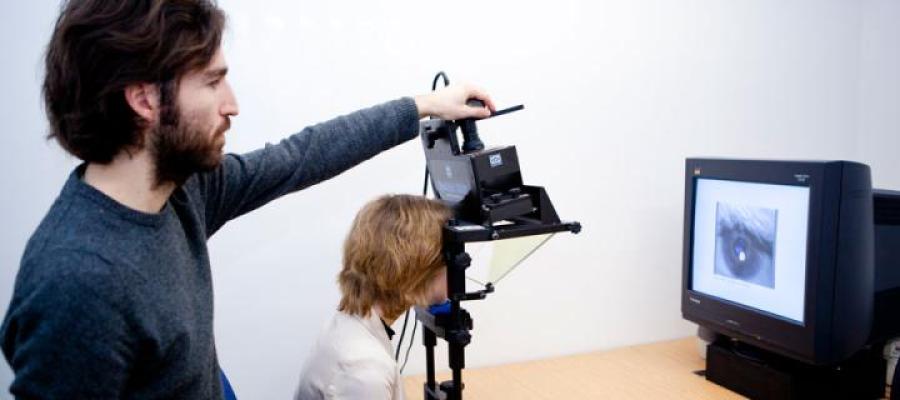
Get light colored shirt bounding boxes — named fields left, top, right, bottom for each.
left=295, top=309, right=404, bottom=400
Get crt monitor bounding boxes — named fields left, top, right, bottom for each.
left=681, top=158, right=873, bottom=365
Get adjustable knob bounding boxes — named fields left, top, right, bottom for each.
left=460, top=99, right=486, bottom=153
left=453, top=252, right=472, bottom=268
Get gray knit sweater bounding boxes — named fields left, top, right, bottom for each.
left=0, top=98, right=419, bottom=399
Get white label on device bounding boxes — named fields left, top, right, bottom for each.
left=489, top=154, right=503, bottom=167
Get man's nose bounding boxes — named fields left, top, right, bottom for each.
left=221, top=80, right=239, bottom=117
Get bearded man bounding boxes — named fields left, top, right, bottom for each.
left=0, top=1, right=494, bottom=398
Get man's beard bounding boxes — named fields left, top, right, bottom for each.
left=150, top=109, right=229, bottom=188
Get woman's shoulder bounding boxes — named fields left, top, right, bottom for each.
left=297, top=311, right=401, bottom=400
left=325, top=313, right=392, bottom=359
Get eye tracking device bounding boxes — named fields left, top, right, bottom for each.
left=411, top=72, right=581, bottom=400
left=419, top=100, right=560, bottom=228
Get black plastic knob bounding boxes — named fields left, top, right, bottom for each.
left=460, top=99, right=486, bottom=153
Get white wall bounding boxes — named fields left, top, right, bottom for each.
left=858, top=0, right=900, bottom=189
left=0, top=1, right=895, bottom=399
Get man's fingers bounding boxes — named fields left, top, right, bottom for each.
left=469, top=105, right=491, bottom=118
left=466, top=86, right=496, bottom=113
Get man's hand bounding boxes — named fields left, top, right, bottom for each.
left=414, top=84, right=496, bottom=120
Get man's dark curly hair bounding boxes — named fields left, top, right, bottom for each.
left=43, top=0, right=226, bottom=163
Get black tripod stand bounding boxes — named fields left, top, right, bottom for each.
left=415, top=214, right=580, bottom=400
left=413, top=75, right=580, bottom=399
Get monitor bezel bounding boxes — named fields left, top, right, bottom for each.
left=681, top=158, right=840, bottom=363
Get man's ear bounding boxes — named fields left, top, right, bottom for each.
left=124, top=82, right=160, bottom=124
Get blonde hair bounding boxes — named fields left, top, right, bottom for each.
left=338, top=194, right=452, bottom=321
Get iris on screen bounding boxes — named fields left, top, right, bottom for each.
left=713, top=202, right=778, bottom=288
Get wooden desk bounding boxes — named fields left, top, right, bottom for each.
left=403, top=338, right=745, bottom=399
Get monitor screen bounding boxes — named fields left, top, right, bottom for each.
left=691, top=178, right=810, bottom=324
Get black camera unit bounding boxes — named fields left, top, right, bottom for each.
left=420, top=99, right=562, bottom=229
left=413, top=74, right=581, bottom=400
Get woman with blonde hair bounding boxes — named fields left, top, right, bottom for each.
left=295, top=194, right=452, bottom=400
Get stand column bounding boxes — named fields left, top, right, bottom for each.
left=422, top=326, right=439, bottom=400
left=443, top=240, right=470, bottom=400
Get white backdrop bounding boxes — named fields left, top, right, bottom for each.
left=0, top=1, right=897, bottom=399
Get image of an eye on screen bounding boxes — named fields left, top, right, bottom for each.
left=714, top=202, right=778, bottom=288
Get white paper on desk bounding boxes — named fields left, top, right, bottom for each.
left=464, top=233, right=555, bottom=288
